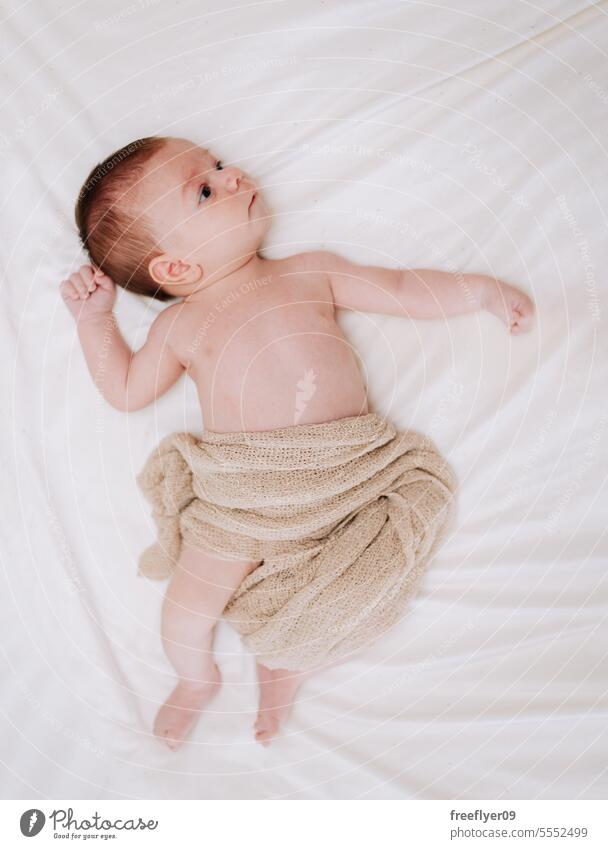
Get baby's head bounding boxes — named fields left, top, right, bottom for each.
left=75, top=136, right=268, bottom=300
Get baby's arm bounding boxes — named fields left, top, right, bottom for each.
left=60, top=265, right=185, bottom=411
left=310, top=251, right=534, bottom=334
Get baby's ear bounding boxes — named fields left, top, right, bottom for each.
left=148, top=254, right=203, bottom=286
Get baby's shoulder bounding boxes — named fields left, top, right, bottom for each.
left=151, top=300, right=185, bottom=326
left=277, top=251, right=339, bottom=289
left=146, top=300, right=189, bottom=343
left=281, top=249, right=336, bottom=272
left=147, top=300, right=201, bottom=365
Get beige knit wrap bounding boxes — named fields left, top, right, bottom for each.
left=137, top=413, right=456, bottom=671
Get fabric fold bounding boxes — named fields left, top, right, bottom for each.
left=137, top=413, right=457, bottom=670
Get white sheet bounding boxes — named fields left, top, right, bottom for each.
left=1, top=0, right=607, bottom=799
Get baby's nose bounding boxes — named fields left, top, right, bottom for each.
left=225, top=168, right=244, bottom=192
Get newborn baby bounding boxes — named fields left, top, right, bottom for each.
left=60, top=136, right=534, bottom=749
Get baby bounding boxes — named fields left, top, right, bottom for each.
left=60, top=136, right=534, bottom=749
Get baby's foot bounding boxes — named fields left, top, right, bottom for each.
left=482, top=278, right=535, bottom=334
left=254, top=663, right=309, bottom=747
left=153, top=664, right=222, bottom=751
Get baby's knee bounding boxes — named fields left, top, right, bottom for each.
left=161, top=597, right=216, bottom=645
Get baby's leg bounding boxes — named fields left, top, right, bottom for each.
left=154, top=543, right=260, bottom=750
left=254, top=657, right=342, bottom=746
left=254, top=664, right=311, bottom=746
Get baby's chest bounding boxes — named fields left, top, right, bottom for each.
left=180, top=277, right=335, bottom=364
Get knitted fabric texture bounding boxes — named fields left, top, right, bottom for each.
left=136, top=413, right=457, bottom=671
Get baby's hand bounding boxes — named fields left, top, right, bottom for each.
left=60, top=265, right=116, bottom=323
left=481, top=277, right=535, bottom=335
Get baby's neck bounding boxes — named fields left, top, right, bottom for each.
left=183, top=252, right=266, bottom=302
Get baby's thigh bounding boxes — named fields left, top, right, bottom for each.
left=168, top=544, right=261, bottom=609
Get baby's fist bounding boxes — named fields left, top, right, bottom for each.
left=481, top=278, right=535, bottom=335
left=60, top=265, right=116, bottom=322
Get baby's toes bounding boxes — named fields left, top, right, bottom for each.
left=255, top=726, right=278, bottom=747
left=254, top=713, right=280, bottom=746
left=153, top=709, right=182, bottom=751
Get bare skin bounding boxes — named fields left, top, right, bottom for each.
left=152, top=544, right=259, bottom=750
left=254, top=664, right=312, bottom=747
left=60, top=136, right=535, bottom=748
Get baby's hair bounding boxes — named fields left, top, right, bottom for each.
left=75, top=135, right=175, bottom=301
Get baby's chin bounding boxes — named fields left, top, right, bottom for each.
left=250, top=197, right=271, bottom=240
left=248, top=189, right=260, bottom=212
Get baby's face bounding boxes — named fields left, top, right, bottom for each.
left=135, top=137, right=268, bottom=284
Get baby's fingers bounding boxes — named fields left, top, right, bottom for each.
left=510, top=300, right=534, bottom=334
left=78, top=266, right=100, bottom=293
left=70, top=271, right=93, bottom=298
left=92, top=268, right=114, bottom=290
left=60, top=279, right=79, bottom=300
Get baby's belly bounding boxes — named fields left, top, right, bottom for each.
left=194, top=336, right=369, bottom=433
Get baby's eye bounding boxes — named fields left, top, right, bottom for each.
left=216, top=160, right=223, bottom=170
left=198, top=184, right=212, bottom=203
